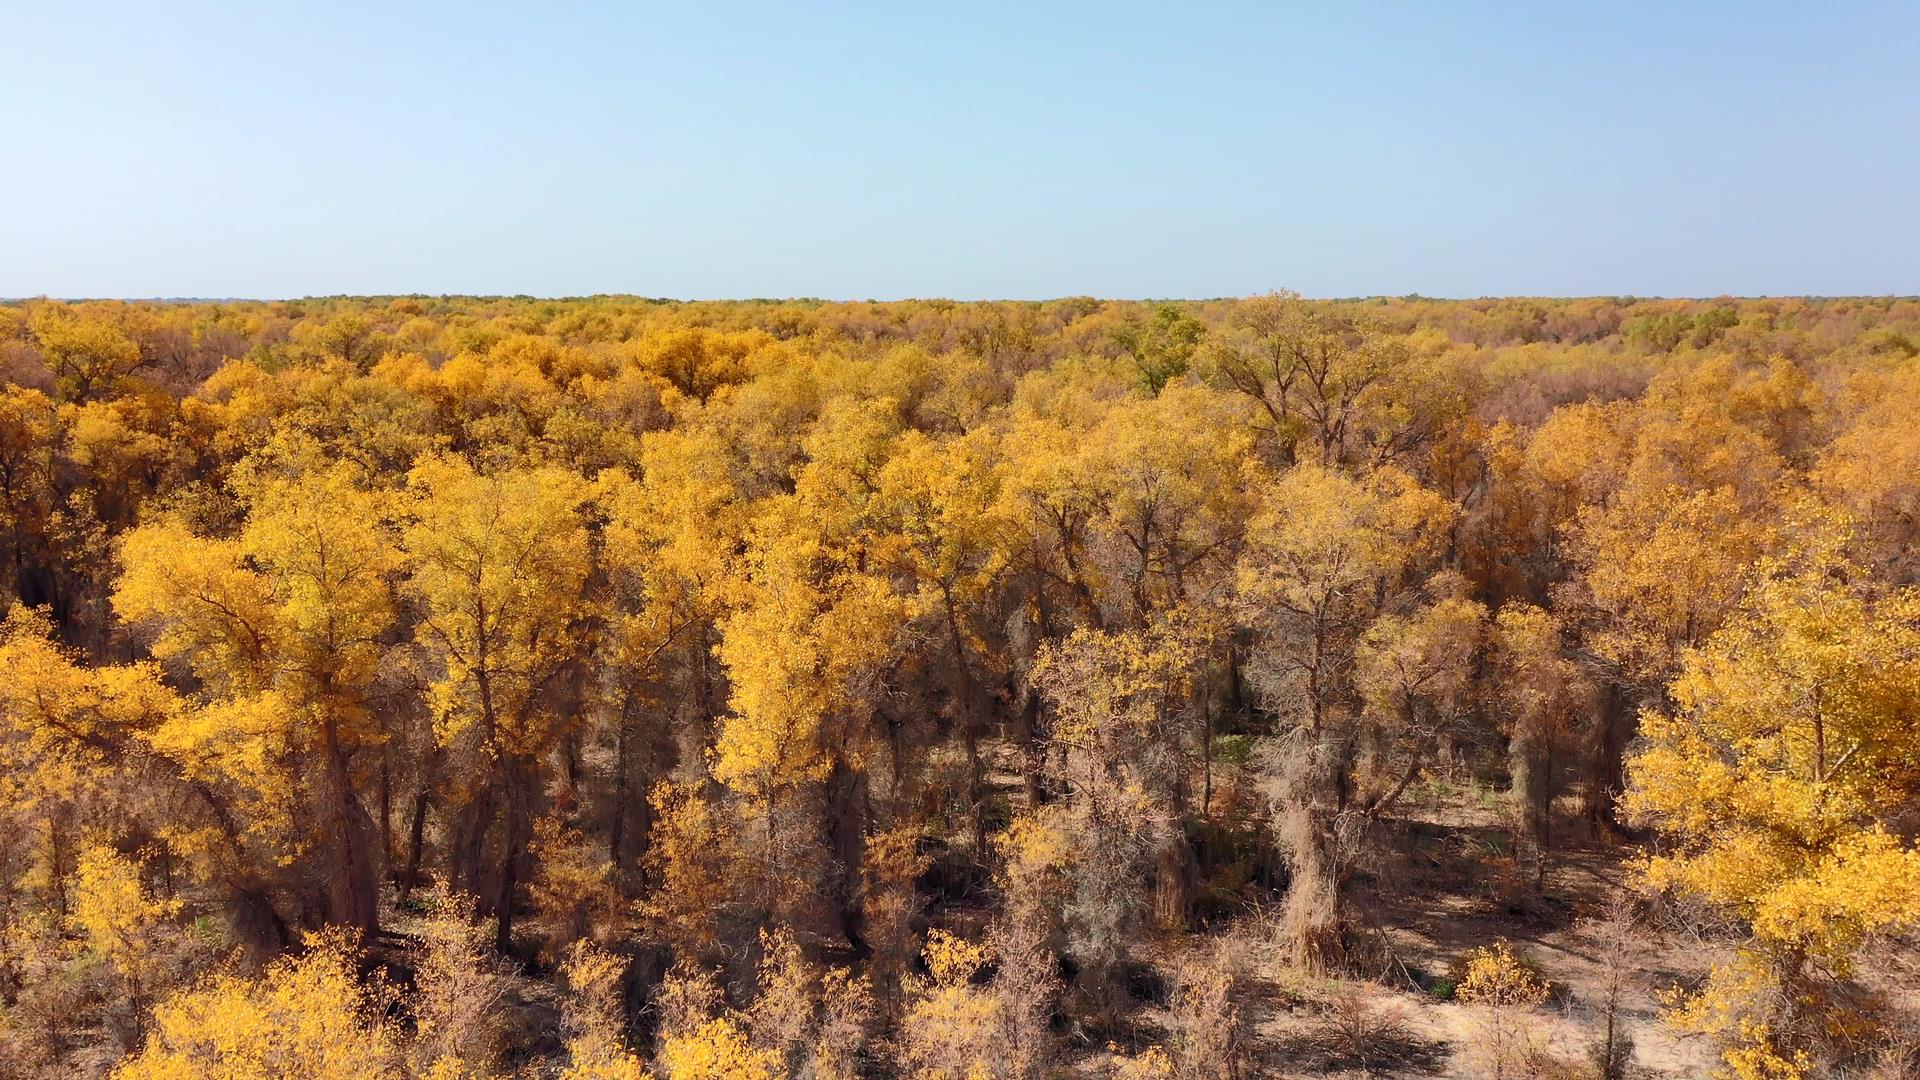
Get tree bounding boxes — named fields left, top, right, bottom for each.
left=31, top=305, right=146, bottom=403
left=556, top=941, right=650, bottom=1080
left=1625, top=517, right=1920, bottom=1076
left=1489, top=602, right=1591, bottom=882
left=1029, top=619, right=1203, bottom=1016
left=873, top=426, right=1015, bottom=858
left=1352, top=580, right=1486, bottom=816
left=709, top=398, right=914, bottom=931
left=1204, top=292, right=1442, bottom=467
left=1235, top=463, right=1451, bottom=968
left=113, top=462, right=400, bottom=935
left=409, top=891, right=509, bottom=1078
left=1112, top=304, right=1205, bottom=394
left=900, top=929, right=1053, bottom=1080
left=401, top=454, right=595, bottom=950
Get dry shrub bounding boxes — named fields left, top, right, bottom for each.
left=654, top=960, right=724, bottom=1040
left=990, top=919, right=1060, bottom=1080
left=1268, top=735, right=1351, bottom=973
left=1868, top=1032, right=1920, bottom=1080
left=1580, top=897, right=1640, bottom=1080
left=1310, top=983, right=1418, bottom=1077
left=0, top=913, right=91, bottom=1075
left=812, top=967, right=874, bottom=1080
left=747, top=926, right=872, bottom=1080
left=1167, top=943, right=1249, bottom=1079
left=901, top=925, right=1057, bottom=1080
left=899, top=930, right=999, bottom=1080
left=1109, top=1043, right=1175, bottom=1077
left=860, top=825, right=928, bottom=1011
left=747, top=927, right=814, bottom=1066
left=410, top=890, right=510, bottom=1077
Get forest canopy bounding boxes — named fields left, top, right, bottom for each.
left=3, top=292, right=1920, bottom=1078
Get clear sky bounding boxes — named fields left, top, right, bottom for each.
left=2, top=1, right=1915, bottom=299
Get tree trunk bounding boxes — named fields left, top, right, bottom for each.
left=1509, top=721, right=1544, bottom=888
left=322, top=720, right=381, bottom=936
left=495, top=756, right=534, bottom=953
left=403, top=788, right=431, bottom=894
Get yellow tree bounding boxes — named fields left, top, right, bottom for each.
left=1202, top=291, right=1446, bottom=468
left=1813, top=361, right=1920, bottom=577
left=1568, top=485, right=1774, bottom=691
left=1082, top=385, right=1257, bottom=629
left=1488, top=602, right=1591, bottom=884
left=1028, top=618, right=1204, bottom=1018
left=401, top=454, right=595, bottom=950
left=873, top=425, right=1015, bottom=856
left=0, top=386, right=59, bottom=608
left=898, top=928, right=1053, bottom=1080
left=1234, top=463, right=1451, bottom=968
left=0, top=606, right=288, bottom=954
left=1625, top=516, right=1920, bottom=1076
left=1352, top=581, right=1487, bottom=814
left=709, top=398, right=913, bottom=925
left=113, top=462, right=400, bottom=934
left=0, top=606, right=176, bottom=914
left=67, top=844, right=185, bottom=1031
left=30, top=303, right=147, bottom=403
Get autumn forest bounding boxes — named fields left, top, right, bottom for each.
left=4, top=293, right=1920, bottom=1079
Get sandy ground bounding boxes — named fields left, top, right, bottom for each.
left=1057, top=794, right=1727, bottom=1078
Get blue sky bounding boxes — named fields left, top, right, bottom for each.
left=1, top=1, right=1914, bottom=299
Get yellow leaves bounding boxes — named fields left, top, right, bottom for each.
left=873, top=426, right=1014, bottom=606
left=1625, top=519, right=1920, bottom=1075
left=401, top=454, right=593, bottom=752
left=653, top=1017, right=782, bottom=1080
left=68, top=844, right=181, bottom=983
left=638, top=782, right=741, bottom=957
left=922, top=929, right=989, bottom=988
left=627, top=325, right=764, bottom=400
left=711, top=457, right=914, bottom=801
left=114, top=520, right=279, bottom=691
left=1625, top=526, right=1920, bottom=927
left=1454, top=940, right=1549, bottom=1008
left=1574, top=484, right=1773, bottom=682
left=1030, top=621, right=1200, bottom=750
left=1487, top=601, right=1584, bottom=740
left=557, top=1053, right=650, bottom=1080
left=113, top=930, right=402, bottom=1080
left=145, top=692, right=298, bottom=843
left=65, top=394, right=174, bottom=479
left=900, top=931, right=1008, bottom=1080
left=1356, top=590, right=1488, bottom=725
left=0, top=606, right=179, bottom=805
left=528, top=815, right=624, bottom=958
left=1813, top=362, right=1920, bottom=570
left=30, top=304, right=144, bottom=400
left=1109, top=1044, right=1175, bottom=1079
left=999, top=383, right=1260, bottom=621
left=557, top=941, right=649, bottom=1080
left=1237, top=463, right=1452, bottom=621
left=994, top=811, right=1072, bottom=925
left=709, top=594, right=837, bottom=798
left=1659, top=950, right=1814, bottom=1080
left=237, top=463, right=400, bottom=706
left=1750, top=830, right=1920, bottom=957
